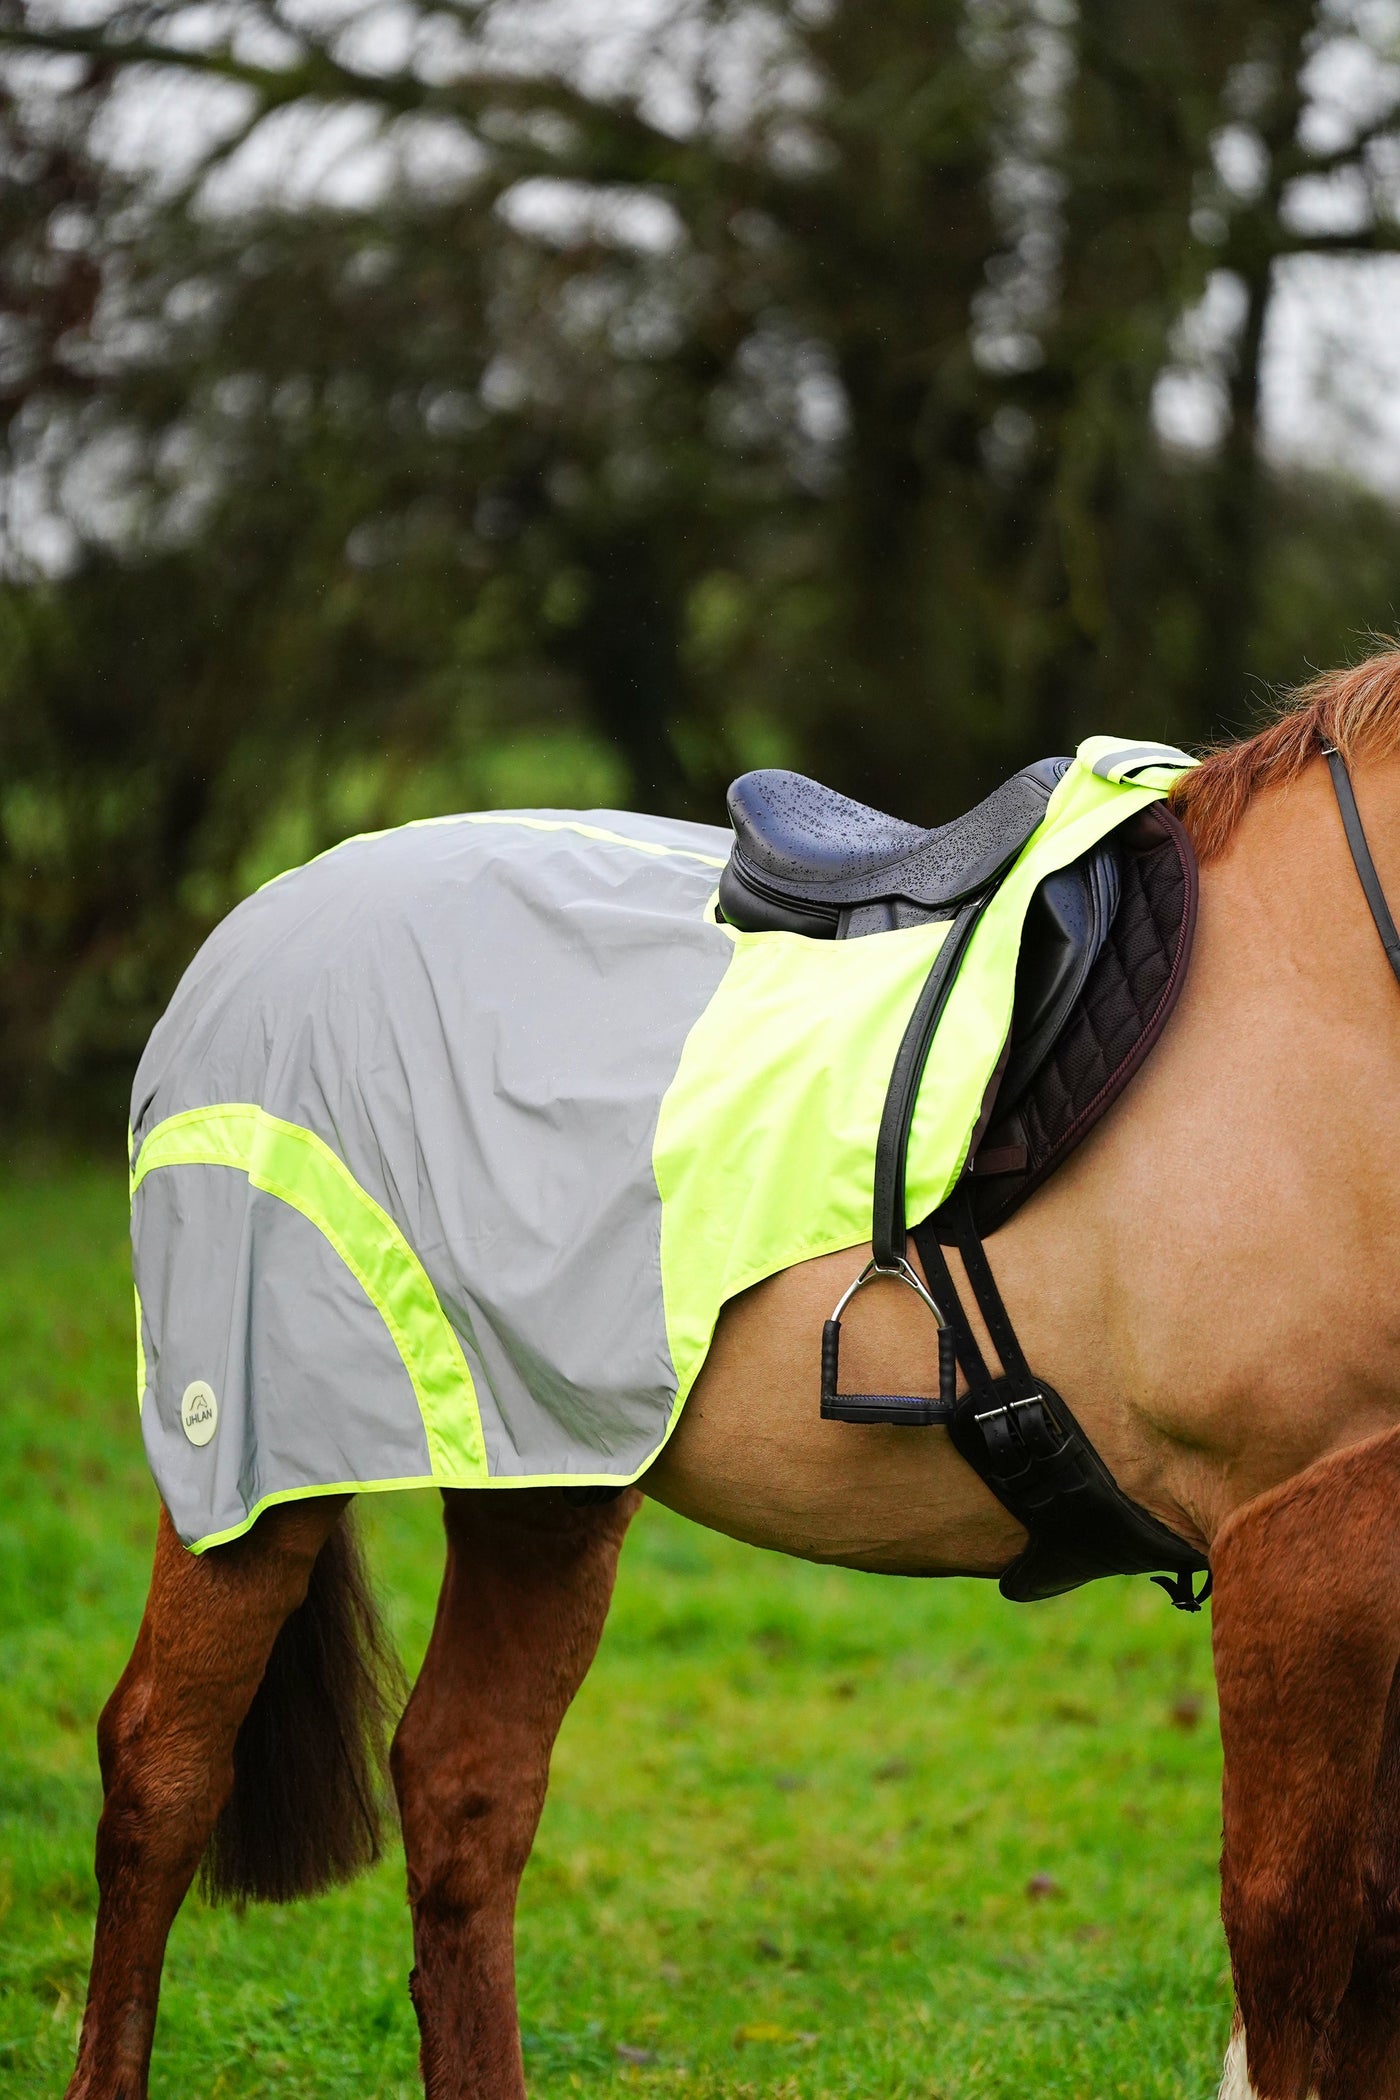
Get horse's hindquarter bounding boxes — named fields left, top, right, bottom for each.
left=652, top=756, right=1400, bottom=1572
left=131, top=786, right=1117, bottom=1558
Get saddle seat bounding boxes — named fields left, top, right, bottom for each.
left=719, top=759, right=1067, bottom=939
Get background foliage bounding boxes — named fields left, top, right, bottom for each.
left=5, top=0, right=1400, bottom=1119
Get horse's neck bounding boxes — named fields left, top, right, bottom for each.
left=990, top=755, right=1400, bottom=1541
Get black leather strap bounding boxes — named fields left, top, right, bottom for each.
left=946, top=1185, right=1031, bottom=1384
left=1324, top=745, right=1400, bottom=989
left=946, top=1371, right=1212, bottom=1608
left=872, top=898, right=986, bottom=1267
left=911, top=1224, right=991, bottom=1391
left=823, top=886, right=987, bottom=1427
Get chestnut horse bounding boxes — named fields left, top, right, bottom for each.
left=66, top=652, right=1400, bottom=2100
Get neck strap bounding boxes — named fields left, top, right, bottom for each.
left=1323, top=744, right=1400, bottom=989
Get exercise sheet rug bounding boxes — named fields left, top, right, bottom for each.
left=129, top=736, right=1190, bottom=1550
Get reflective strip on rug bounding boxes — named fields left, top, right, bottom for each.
left=131, top=1103, right=486, bottom=1486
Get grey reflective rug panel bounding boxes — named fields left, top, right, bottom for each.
left=131, top=811, right=735, bottom=1545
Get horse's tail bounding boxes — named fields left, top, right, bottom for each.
left=200, top=1505, right=407, bottom=1905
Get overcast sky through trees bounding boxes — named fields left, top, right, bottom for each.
left=11, top=0, right=1400, bottom=579
left=103, top=0, right=1400, bottom=503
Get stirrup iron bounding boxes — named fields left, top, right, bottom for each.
left=820, top=1256, right=957, bottom=1426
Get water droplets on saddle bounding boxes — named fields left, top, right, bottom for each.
left=719, top=760, right=1068, bottom=937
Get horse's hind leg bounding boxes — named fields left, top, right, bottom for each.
left=392, top=1486, right=641, bottom=2100
left=67, top=1496, right=348, bottom=2100
left=1212, top=1427, right=1400, bottom=2100
left=1312, top=1658, right=1400, bottom=2099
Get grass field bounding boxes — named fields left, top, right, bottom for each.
left=0, top=1158, right=1231, bottom=2098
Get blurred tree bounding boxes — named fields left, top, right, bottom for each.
left=2, top=0, right=1400, bottom=1121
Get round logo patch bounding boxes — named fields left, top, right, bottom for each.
left=180, top=1380, right=218, bottom=1447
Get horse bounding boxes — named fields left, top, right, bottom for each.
left=63, top=649, right=1400, bottom=2100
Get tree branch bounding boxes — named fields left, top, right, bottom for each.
left=1276, top=111, right=1400, bottom=185
left=0, top=8, right=847, bottom=277
left=1274, top=224, right=1400, bottom=254
left=0, top=16, right=690, bottom=170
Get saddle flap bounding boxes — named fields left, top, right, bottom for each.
left=719, top=760, right=1069, bottom=934
left=997, top=844, right=1123, bottom=1115
left=963, top=804, right=1198, bottom=1233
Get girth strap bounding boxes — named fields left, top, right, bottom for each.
left=914, top=1222, right=991, bottom=1392
left=912, top=1189, right=1212, bottom=1612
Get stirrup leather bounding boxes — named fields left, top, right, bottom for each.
left=818, top=896, right=987, bottom=1425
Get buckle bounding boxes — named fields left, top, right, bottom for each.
left=970, top=1391, right=1068, bottom=1470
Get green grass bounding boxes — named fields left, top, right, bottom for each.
left=0, top=1158, right=1231, bottom=2098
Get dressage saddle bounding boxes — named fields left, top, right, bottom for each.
left=718, top=761, right=1209, bottom=1612
left=721, top=759, right=1072, bottom=937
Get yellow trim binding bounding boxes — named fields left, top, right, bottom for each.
left=133, top=1282, right=147, bottom=1416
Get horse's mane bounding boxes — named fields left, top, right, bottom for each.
left=1168, top=644, right=1400, bottom=864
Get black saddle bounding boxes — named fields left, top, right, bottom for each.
left=716, top=758, right=1208, bottom=1611
left=720, top=759, right=1067, bottom=938
left=720, top=763, right=1122, bottom=1124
